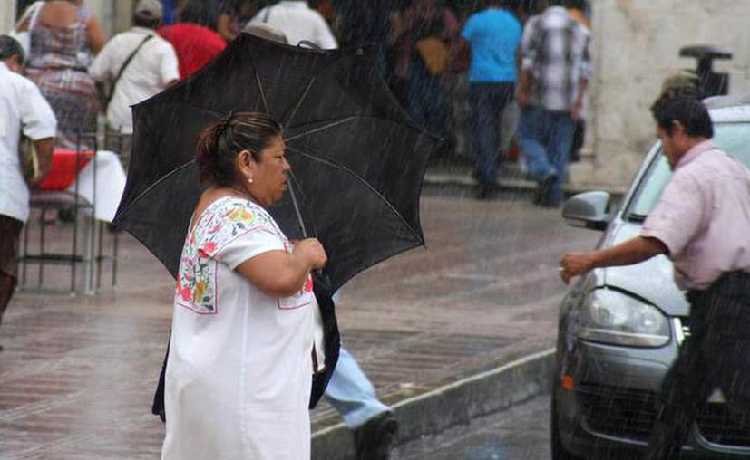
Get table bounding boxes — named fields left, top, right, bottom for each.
left=30, top=150, right=126, bottom=293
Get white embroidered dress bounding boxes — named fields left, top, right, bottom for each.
left=161, top=196, right=316, bottom=460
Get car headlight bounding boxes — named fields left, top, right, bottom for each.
left=578, top=288, right=670, bottom=348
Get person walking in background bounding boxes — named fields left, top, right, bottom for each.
left=461, top=0, right=523, bottom=199
left=0, top=36, right=56, bottom=341
left=15, top=0, right=106, bottom=149
left=158, top=1, right=227, bottom=80
left=560, top=96, right=750, bottom=460
left=516, top=0, right=590, bottom=207
left=249, top=1, right=338, bottom=49
left=394, top=0, right=459, bottom=137
left=90, top=0, right=180, bottom=170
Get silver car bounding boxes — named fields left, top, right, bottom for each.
left=552, top=95, right=750, bottom=460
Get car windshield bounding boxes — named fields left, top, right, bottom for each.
left=626, top=122, right=750, bottom=220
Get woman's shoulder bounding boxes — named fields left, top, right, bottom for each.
left=191, top=196, right=281, bottom=253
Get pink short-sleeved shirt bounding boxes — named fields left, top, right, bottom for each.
left=641, top=140, right=750, bottom=291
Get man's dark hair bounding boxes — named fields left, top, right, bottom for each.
left=133, top=13, right=162, bottom=29
left=651, top=97, right=714, bottom=139
left=0, top=35, right=24, bottom=62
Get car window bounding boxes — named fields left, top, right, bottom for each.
left=627, top=122, right=750, bottom=219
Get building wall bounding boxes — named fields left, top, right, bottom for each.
left=571, top=0, right=750, bottom=190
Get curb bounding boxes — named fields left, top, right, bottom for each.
left=311, top=348, right=556, bottom=459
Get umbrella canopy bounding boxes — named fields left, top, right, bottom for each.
left=114, top=34, right=441, bottom=291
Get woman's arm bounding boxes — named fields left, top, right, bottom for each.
left=216, top=13, right=236, bottom=42
left=235, top=238, right=326, bottom=298
left=87, top=15, right=106, bottom=54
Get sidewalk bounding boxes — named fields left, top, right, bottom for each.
left=0, top=192, right=599, bottom=459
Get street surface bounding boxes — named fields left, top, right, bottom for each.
left=394, top=395, right=550, bottom=460
left=0, top=189, right=600, bottom=458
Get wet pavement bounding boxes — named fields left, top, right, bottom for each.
left=0, top=188, right=599, bottom=458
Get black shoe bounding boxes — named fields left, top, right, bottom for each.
left=533, top=174, right=556, bottom=206
left=353, top=411, right=398, bottom=460
left=476, top=183, right=500, bottom=200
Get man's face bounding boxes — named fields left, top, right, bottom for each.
left=4, top=54, right=24, bottom=74
left=657, top=123, right=687, bottom=169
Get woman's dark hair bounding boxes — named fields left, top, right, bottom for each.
left=196, top=111, right=282, bottom=186
left=180, top=0, right=211, bottom=26
left=651, top=97, right=714, bottom=139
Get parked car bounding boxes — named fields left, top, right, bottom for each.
left=552, top=94, right=750, bottom=460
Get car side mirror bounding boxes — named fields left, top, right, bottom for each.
left=562, top=191, right=611, bottom=231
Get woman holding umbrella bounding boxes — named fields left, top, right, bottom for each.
left=160, top=112, right=327, bottom=460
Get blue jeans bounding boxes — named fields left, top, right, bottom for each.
left=324, top=347, right=391, bottom=428
left=517, top=106, right=575, bottom=205
left=470, top=82, right=515, bottom=189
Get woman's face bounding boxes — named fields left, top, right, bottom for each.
left=245, top=136, right=290, bottom=207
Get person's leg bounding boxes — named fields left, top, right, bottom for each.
left=644, top=302, right=714, bottom=460
left=325, top=347, right=391, bottom=427
left=516, top=107, right=555, bottom=182
left=406, top=61, right=431, bottom=131
left=0, top=216, right=23, bottom=328
left=470, top=84, right=501, bottom=192
left=544, top=112, right=576, bottom=206
left=325, top=347, right=396, bottom=459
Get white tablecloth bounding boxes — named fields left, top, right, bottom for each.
left=66, top=150, right=126, bottom=223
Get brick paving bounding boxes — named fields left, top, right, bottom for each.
left=0, top=191, right=599, bottom=459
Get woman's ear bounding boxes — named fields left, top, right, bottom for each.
left=236, top=149, right=258, bottom=177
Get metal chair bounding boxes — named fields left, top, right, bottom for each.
left=17, top=131, right=117, bottom=294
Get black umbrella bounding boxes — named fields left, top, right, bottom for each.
left=114, top=33, right=440, bottom=292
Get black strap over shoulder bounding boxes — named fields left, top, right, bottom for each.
left=107, top=34, right=154, bottom=106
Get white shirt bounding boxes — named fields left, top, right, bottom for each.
left=0, top=62, right=56, bottom=223
left=89, top=27, right=180, bottom=133
left=250, top=1, right=338, bottom=49
left=162, top=196, right=316, bottom=460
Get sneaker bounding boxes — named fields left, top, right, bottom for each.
left=533, top=174, right=556, bottom=206
left=353, top=411, right=399, bottom=460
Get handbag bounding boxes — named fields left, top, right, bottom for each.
left=414, top=35, right=449, bottom=75
left=18, top=135, right=39, bottom=183
left=9, top=1, right=44, bottom=60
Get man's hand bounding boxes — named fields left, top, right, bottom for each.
left=559, top=253, right=595, bottom=284
left=558, top=236, right=668, bottom=284
left=571, top=98, right=584, bottom=121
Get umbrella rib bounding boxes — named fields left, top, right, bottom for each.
left=115, top=159, right=197, bottom=220
left=283, top=76, right=318, bottom=129
left=254, top=68, right=270, bottom=115
left=284, top=117, right=359, bottom=142
left=286, top=146, right=424, bottom=244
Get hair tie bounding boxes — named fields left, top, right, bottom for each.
left=216, top=110, right=236, bottom=154
left=216, top=110, right=235, bottom=139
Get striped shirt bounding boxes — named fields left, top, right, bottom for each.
left=521, top=6, right=591, bottom=112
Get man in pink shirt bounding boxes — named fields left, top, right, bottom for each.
left=560, top=96, right=750, bottom=459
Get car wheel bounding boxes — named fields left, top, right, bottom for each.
left=551, top=393, right=586, bottom=460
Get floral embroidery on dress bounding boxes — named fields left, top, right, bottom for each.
left=176, top=197, right=279, bottom=315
